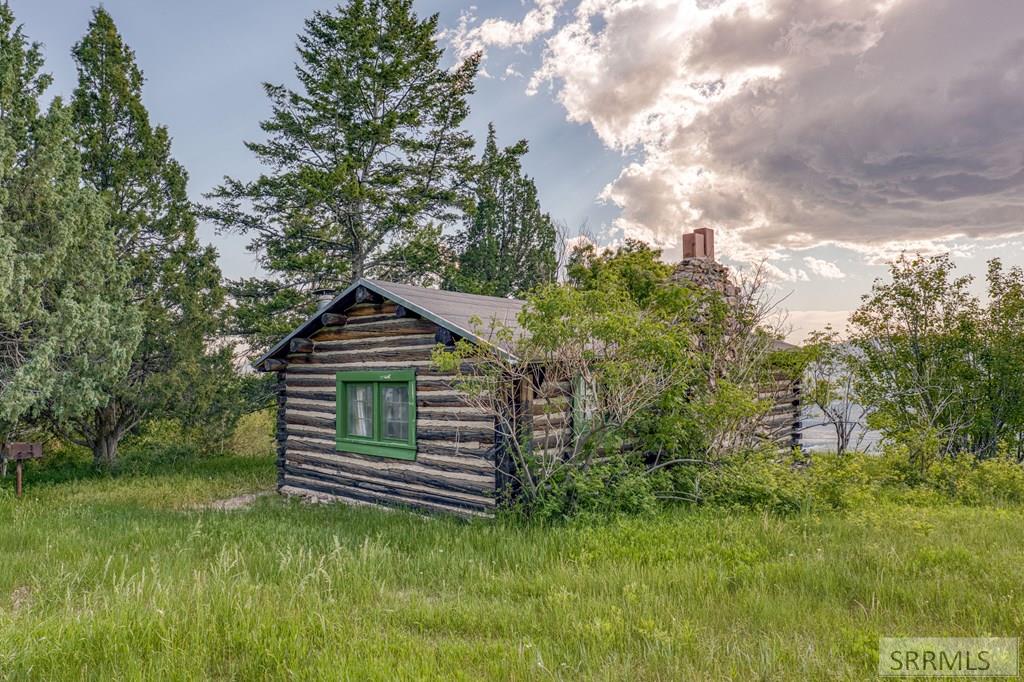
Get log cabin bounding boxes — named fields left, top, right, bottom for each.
left=255, top=232, right=802, bottom=517
left=255, top=279, right=525, bottom=516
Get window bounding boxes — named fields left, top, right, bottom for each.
left=336, top=369, right=417, bottom=460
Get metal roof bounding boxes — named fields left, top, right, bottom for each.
left=255, top=278, right=525, bottom=368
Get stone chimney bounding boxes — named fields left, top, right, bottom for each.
left=673, top=228, right=738, bottom=301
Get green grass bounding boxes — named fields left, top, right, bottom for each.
left=1, top=456, right=1023, bottom=680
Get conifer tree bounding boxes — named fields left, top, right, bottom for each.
left=448, top=124, right=558, bottom=298
left=204, top=0, right=480, bottom=348
left=63, top=8, right=224, bottom=467
left=0, top=6, right=139, bottom=445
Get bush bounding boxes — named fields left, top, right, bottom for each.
left=228, top=409, right=276, bottom=458
left=507, top=456, right=664, bottom=523
left=958, top=457, right=1024, bottom=505
left=926, top=451, right=1024, bottom=506
left=682, top=452, right=811, bottom=514
left=807, top=453, right=874, bottom=510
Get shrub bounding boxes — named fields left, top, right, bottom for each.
left=228, top=409, right=276, bottom=458
left=682, top=452, right=811, bottom=514
left=507, top=456, right=664, bottom=523
left=958, top=456, right=1024, bottom=505
left=807, top=453, right=874, bottom=510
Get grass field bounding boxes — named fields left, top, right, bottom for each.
left=1, top=454, right=1023, bottom=680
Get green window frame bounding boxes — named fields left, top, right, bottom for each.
left=336, top=369, right=417, bottom=460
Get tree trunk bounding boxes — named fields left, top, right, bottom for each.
left=90, top=402, right=128, bottom=469
left=92, top=433, right=121, bottom=469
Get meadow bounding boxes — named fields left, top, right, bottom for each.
left=1, top=448, right=1022, bottom=681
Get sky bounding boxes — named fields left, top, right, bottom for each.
left=11, top=0, right=1024, bottom=341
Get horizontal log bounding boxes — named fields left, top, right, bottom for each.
left=537, top=382, right=572, bottom=399
left=285, top=361, right=454, bottom=375
left=284, top=397, right=490, bottom=422
left=282, top=385, right=471, bottom=408
left=288, top=446, right=493, bottom=483
left=284, top=416, right=494, bottom=445
left=286, top=432, right=494, bottom=464
left=766, top=403, right=801, bottom=418
left=343, top=313, right=405, bottom=326
left=281, top=476, right=491, bottom=518
left=283, top=467, right=494, bottom=514
left=321, top=312, right=348, bottom=326
left=345, top=302, right=396, bottom=317
left=286, top=451, right=493, bottom=498
left=290, top=338, right=315, bottom=353
left=416, top=407, right=492, bottom=421
left=261, top=359, right=288, bottom=372
left=288, top=347, right=435, bottom=365
left=529, top=430, right=573, bottom=451
left=312, top=320, right=437, bottom=341
left=309, top=334, right=436, bottom=352
left=283, top=408, right=495, bottom=433
left=283, top=375, right=455, bottom=391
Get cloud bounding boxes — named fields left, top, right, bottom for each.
left=449, top=0, right=567, bottom=63
left=763, top=262, right=809, bottom=283
left=803, top=256, right=846, bottom=279
left=512, top=0, right=1024, bottom=260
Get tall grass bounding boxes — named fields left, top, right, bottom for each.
left=1, top=455, right=1022, bottom=680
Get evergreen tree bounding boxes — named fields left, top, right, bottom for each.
left=63, top=8, right=224, bottom=467
left=0, top=6, right=140, bottom=444
left=204, top=0, right=480, bottom=349
left=448, top=124, right=557, bottom=298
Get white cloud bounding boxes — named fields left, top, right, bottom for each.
left=803, top=256, right=846, bottom=279
left=495, top=0, right=1024, bottom=261
left=763, top=262, right=810, bottom=283
left=449, top=0, right=567, bottom=63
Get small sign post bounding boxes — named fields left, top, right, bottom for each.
left=2, top=443, right=43, bottom=498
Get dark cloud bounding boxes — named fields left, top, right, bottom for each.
left=530, top=0, right=1024, bottom=258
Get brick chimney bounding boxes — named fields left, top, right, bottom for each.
left=682, top=228, right=715, bottom=260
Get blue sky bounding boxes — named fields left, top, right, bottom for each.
left=11, top=0, right=1024, bottom=340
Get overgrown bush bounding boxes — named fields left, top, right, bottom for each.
left=926, top=450, right=1024, bottom=506
left=680, top=452, right=811, bottom=514
left=507, top=455, right=667, bottom=523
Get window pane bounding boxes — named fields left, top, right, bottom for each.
left=382, top=384, right=409, bottom=441
left=347, top=384, right=373, bottom=437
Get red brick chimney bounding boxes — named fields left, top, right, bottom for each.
left=682, top=228, right=715, bottom=260
left=695, top=227, right=715, bottom=260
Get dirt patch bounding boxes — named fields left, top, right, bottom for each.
left=10, top=585, right=32, bottom=612
left=200, top=491, right=273, bottom=511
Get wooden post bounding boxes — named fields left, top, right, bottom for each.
left=16, top=461, right=23, bottom=498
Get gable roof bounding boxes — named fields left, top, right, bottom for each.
left=255, top=278, right=525, bottom=368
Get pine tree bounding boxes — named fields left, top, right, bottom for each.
left=0, top=6, right=140, bottom=444
left=63, top=8, right=224, bottom=467
left=448, top=124, right=558, bottom=298
left=204, top=0, right=479, bottom=349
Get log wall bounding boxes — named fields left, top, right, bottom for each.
left=757, top=375, right=803, bottom=449
left=277, top=300, right=497, bottom=517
